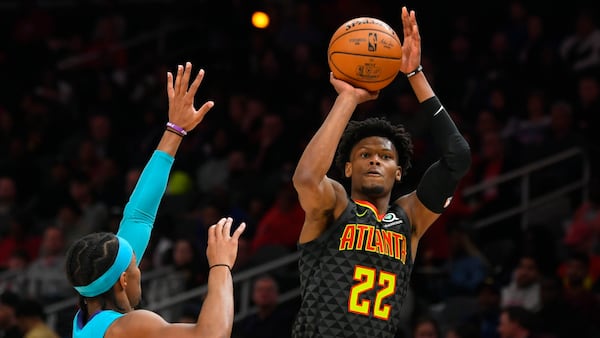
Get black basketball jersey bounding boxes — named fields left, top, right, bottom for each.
left=292, top=199, right=413, bottom=338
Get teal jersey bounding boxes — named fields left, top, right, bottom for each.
left=73, top=310, right=123, bottom=338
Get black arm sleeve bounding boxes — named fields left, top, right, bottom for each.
left=416, top=96, right=471, bottom=213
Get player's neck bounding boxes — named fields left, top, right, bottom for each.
left=351, top=194, right=391, bottom=215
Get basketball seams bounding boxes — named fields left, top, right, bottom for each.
left=328, top=57, right=400, bottom=84
left=328, top=29, right=400, bottom=49
left=328, top=51, right=402, bottom=60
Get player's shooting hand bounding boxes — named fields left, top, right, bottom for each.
left=399, top=6, right=422, bottom=74
left=330, top=72, right=379, bottom=104
left=206, top=217, right=246, bottom=270
left=166, top=62, right=214, bottom=133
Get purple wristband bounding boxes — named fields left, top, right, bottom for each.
left=166, top=122, right=187, bottom=136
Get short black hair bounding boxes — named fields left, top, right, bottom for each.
left=0, top=291, right=20, bottom=309
left=503, top=305, right=536, bottom=331
left=65, top=232, right=125, bottom=323
left=15, top=298, right=46, bottom=320
left=335, top=117, right=413, bottom=176
left=477, top=275, right=500, bottom=295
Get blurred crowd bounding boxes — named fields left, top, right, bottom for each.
left=0, top=0, right=599, bottom=337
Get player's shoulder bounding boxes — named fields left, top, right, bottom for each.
left=108, top=310, right=167, bottom=337
left=394, top=190, right=418, bottom=210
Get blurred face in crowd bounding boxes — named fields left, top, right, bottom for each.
left=0, top=302, right=14, bottom=328
left=42, top=227, right=64, bottom=257
left=514, top=257, right=539, bottom=288
left=0, top=177, right=16, bottom=204
left=497, top=312, right=517, bottom=338
left=565, top=258, right=588, bottom=286
left=173, top=239, right=195, bottom=267
left=413, top=320, right=439, bottom=338
left=252, top=276, right=278, bottom=309
left=481, top=131, right=504, bottom=160
left=478, top=286, right=500, bottom=315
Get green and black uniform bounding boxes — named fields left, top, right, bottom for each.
left=292, top=199, right=413, bottom=338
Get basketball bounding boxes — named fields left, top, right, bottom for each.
left=327, top=17, right=402, bottom=91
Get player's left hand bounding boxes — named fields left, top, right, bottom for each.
left=399, top=6, right=422, bottom=74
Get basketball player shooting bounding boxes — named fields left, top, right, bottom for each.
left=291, top=7, right=471, bottom=337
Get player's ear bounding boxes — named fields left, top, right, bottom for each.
left=345, top=162, right=352, bottom=178
left=118, top=272, right=127, bottom=290
left=395, top=166, right=402, bottom=182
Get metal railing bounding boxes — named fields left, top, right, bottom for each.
left=461, top=147, right=590, bottom=230
left=145, top=251, right=301, bottom=322
left=56, top=21, right=194, bottom=71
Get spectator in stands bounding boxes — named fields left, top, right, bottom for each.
left=171, top=238, right=207, bottom=288
left=516, top=14, right=562, bottom=92
left=91, top=157, right=124, bottom=209
left=465, top=276, right=501, bottom=338
left=572, top=74, right=600, bottom=172
left=536, top=275, right=595, bottom=338
left=25, top=226, right=72, bottom=303
left=0, top=177, right=19, bottom=236
left=559, top=251, right=600, bottom=325
left=501, top=254, right=541, bottom=312
left=195, top=127, right=232, bottom=195
left=247, top=113, right=296, bottom=198
left=559, top=10, right=600, bottom=75
left=532, top=100, right=585, bottom=196
left=411, top=315, right=441, bottom=338
left=0, top=291, right=22, bottom=338
left=496, top=305, right=538, bottom=338
left=0, top=214, right=40, bottom=271
left=66, top=173, right=109, bottom=235
left=444, top=322, right=481, bottom=338
left=147, top=237, right=207, bottom=320
left=233, top=274, right=295, bottom=338
left=15, top=298, right=59, bottom=338
left=562, top=177, right=600, bottom=259
left=502, top=89, right=550, bottom=165
left=250, top=182, right=304, bottom=257
left=0, top=250, right=29, bottom=294
left=32, top=159, right=71, bottom=223
left=466, top=129, right=519, bottom=243
left=54, top=201, right=87, bottom=251
left=445, top=225, right=490, bottom=297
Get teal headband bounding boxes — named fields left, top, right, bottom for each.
left=74, top=236, right=134, bottom=297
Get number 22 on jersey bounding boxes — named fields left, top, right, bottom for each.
left=347, top=265, right=396, bottom=320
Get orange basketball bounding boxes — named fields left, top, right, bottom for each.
left=327, top=17, right=402, bottom=91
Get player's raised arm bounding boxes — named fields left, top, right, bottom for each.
left=67, top=63, right=246, bottom=338
left=292, top=73, right=378, bottom=243
left=395, top=7, right=471, bottom=240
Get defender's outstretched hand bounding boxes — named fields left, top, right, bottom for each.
left=206, top=217, right=246, bottom=270
left=166, top=62, right=214, bottom=133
